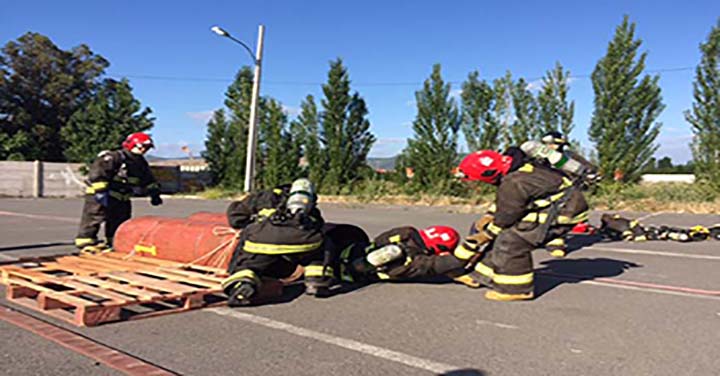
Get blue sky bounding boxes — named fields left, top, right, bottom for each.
left=2, top=1, right=718, bottom=162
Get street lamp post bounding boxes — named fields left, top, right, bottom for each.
left=211, top=24, right=265, bottom=193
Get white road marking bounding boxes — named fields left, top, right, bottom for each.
left=476, top=319, right=519, bottom=330
left=0, top=210, right=77, bottom=223
left=209, top=308, right=459, bottom=374
left=570, top=348, right=583, bottom=354
left=575, top=279, right=720, bottom=301
left=585, top=246, right=720, bottom=261
left=635, top=212, right=666, bottom=222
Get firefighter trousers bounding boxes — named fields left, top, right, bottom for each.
left=75, top=195, right=131, bottom=248
left=473, top=225, right=536, bottom=295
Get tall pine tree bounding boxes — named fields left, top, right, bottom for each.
left=537, top=62, right=575, bottom=139
left=405, top=64, right=460, bottom=190
left=257, top=99, right=290, bottom=189
left=319, top=58, right=374, bottom=192
left=461, top=71, right=499, bottom=151
left=589, top=16, right=664, bottom=182
left=510, top=77, right=538, bottom=143
left=61, top=78, right=153, bottom=164
left=685, top=19, right=720, bottom=188
left=222, top=66, right=257, bottom=189
left=493, top=72, right=514, bottom=150
left=295, top=95, right=323, bottom=185
left=202, top=109, right=230, bottom=186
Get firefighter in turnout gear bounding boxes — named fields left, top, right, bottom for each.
left=75, top=132, right=162, bottom=253
left=222, top=178, right=335, bottom=307
left=453, top=147, right=590, bottom=301
left=346, top=225, right=465, bottom=282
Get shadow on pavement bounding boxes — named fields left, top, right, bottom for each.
left=0, top=242, right=74, bottom=252
left=565, top=233, right=611, bottom=253
left=534, top=257, right=641, bottom=298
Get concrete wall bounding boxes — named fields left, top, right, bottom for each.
left=0, top=161, right=211, bottom=197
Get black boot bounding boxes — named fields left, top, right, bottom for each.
left=225, top=281, right=257, bottom=307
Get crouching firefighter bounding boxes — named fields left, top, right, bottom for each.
left=75, top=132, right=162, bottom=253
left=345, top=225, right=465, bottom=283
left=222, top=178, right=336, bottom=307
left=453, top=147, right=590, bottom=301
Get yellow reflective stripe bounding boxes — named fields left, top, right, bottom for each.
left=558, top=211, right=589, bottom=224
left=560, top=177, right=573, bottom=189
left=304, top=265, right=334, bottom=278
left=518, top=164, right=534, bottom=173
left=340, top=265, right=354, bottom=283
left=454, top=244, right=478, bottom=260
left=388, top=235, right=401, bottom=243
left=340, top=245, right=354, bottom=261
left=86, top=187, right=96, bottom=194
left=487, top=204, right=497, bottom=213
left=244, top=240, right=322, bottom=254
left=486, top=222, right=502, bottom=236
left=127, top=177, right=141, bottom=185
left=109, top=191, right=131, bottom=200
left=273, top=188, right=283, bottom=195
left=474, top=262, right=494, bottom=278
left=257, top=208, right=277, bottom=218
left=75, top=238, right=96, bottom=246
left=222, top=269, right=260, bottom=288
left=91, top=181, right=108, bottom=190
left=493, top=272, right=533, bottom=285
left=547, top=238, right=565, bottom=247
left=377, top=272, right=391, bottom=280
left=133, top=244, right=157, bottom=256
left=146, top=182, right=160, bottom=189
left=533, top=192, right=565, bottom=208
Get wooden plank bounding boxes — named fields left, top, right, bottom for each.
left=132, top=269, right=220, bottom=289
left=72, top=276, right=160, bottom=301
left=55, top=257, right=126, bottom=274
left=105, top=272, right=199, bottom=295
left=7, top=277, right=98, bottom=307
left=60, top=279, right=135, bottom=303
left=95, top=252, right=227, bottom=274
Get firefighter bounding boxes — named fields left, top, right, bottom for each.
left=453, top=147, right=590, bottom=301
left=222, top=178, right=335, bottom=307
left=74, top=132, right=162, bottom=253
left=600, top=214, right=720, bottom=242
left=346, top=225, right=464, bottom=283
left=522, top=132, right=600, bottom=257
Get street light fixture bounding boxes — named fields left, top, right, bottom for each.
left=210, top=24, right=265, bottom=193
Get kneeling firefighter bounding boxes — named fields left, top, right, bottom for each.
left=453, top=147, right=590, bottom=301
left=346, top=225, right=464, bottom=282
left=75, top=132, right=162, bottom=253
left=222, top=178, right=336, bottom=306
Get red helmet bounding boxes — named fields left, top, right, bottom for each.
left=419, top=225, right=460, bottom=255
left=122, top=132, right=154, bottom=153
left=457, top=150, right=512, bottom=184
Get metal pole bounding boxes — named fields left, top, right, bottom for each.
left=244, top=24, right=265, bottom=193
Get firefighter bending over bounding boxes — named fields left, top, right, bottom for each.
left=74, top=132, right=162, bottom=253
left=222, top=178, right=335, bottom=307
left=453, top=146, right=590, bottom=301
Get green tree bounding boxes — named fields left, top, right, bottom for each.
left=510, top=77, right=538, bottom=144
left=319, top=58, right=374, bottom=192
left=0, top=32, right=108, bottom=161
left=61, top=79, right=153, bottom=164
left=257, top=99, right=291, bottom=189
left=537, top=62, right=575, bottom=140
left=405, top=64, right=460, bottom=190
left=222, top=67, right=256, bottom=189
left=202, top=109, right=231, bottom=186
left=294, top=95, right=323, bottom=184
left=461, top=71, right=499, bottom=151
left=589, top=15, right=664, bottom=182
left=493, top=72, right=514, bottom=150
left=685, top=19, right=720, bottom=187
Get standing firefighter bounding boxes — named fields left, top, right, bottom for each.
left=346, top=225, right=465, bottom=283
left=453, top=147, right=590, bottom=301
left=75, top=132, right=162, bottom=253
left=222, top=178, right=335, bottom=307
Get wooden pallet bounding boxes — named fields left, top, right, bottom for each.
left=0, top=253, right=231, bottom=327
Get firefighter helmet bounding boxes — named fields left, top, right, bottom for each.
left=419, top=225, right=460, bottom=255
left=457, top=150, right=512, bottom=184
left=122, top=132, right=154, bottom=154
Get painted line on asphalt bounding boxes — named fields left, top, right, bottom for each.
left=209, top=308, right=459, bottom=374
left=0, top=306, right=177, bottom=375
left=579, top=280, right=720, bottom=300
left=0, top=210, right=77, bottom=223
left=476, top=319, right=519, bottom=330
left=585, top=246, right=720, bottom=261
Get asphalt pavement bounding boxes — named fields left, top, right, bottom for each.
left=0, top=197, right=718, bottom=375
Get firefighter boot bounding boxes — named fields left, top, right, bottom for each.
left=485, top=290, right=534, bottom=302
left=304, top=264, right=334, bottom=298
left=80, top=242, right=110, bottom=255
left=225, top=280, right=257, bottom=307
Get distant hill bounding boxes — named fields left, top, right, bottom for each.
left=367, top=156, right=398, bottom=170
